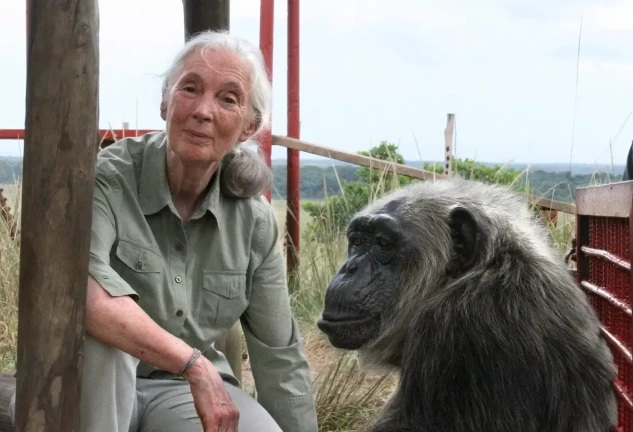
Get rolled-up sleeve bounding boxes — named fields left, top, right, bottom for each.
left=240, top=198, right=318, bottom=432
left=88, top=168, right=139, bottom=301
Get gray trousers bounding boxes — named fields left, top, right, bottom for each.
left=9, top=335, right=281, bottom=432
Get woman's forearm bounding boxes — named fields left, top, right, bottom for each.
left=85, top=275, right=193, bottom=376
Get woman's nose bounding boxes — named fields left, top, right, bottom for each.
left=191, top=97, right=215, bottom=122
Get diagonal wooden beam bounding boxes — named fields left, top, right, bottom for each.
left=272, top=135, right=577, bottom=214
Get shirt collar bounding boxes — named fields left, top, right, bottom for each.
left=137, top=131, right=223, bottom=222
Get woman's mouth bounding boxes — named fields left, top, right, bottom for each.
left=184, top=129, right=211, bottom=139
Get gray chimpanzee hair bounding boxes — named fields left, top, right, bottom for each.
left=322, top=175, right=618, bottom=432
left=161, top=30, right=273, bottom=199
left=358, top=176, right=572, bottom=369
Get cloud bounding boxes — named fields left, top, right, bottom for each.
left=584, top=0, right=633, bottom=32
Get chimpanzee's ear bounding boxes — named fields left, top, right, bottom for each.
left=446, top=205, right=480, bottom=277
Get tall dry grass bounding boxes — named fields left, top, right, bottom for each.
left=0, top=181, right=20, bottom=373
left=312, top=353, right=393, bottom=432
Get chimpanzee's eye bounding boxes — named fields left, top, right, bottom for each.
left=376, top=237, right=392, bottom=248
left=349, top=236, right=363, bottom=247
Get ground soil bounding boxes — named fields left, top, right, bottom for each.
left=239, top=329, right=397, bottom=404
left=240, top=330, right=342, bottom=393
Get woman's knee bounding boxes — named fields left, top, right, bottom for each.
left=138, top=379, right=282, bottom=432
left=82, top=333, right=139, bottom=403
left=83, top=333, right=139, bottom=378
left=224, top=383, right=282, bottom=432
left=80, top=334, right=140, bottom=432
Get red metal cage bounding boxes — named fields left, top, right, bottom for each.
left=575, top=181, right=633, bottom=432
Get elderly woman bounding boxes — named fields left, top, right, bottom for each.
left=9, top=30, right=318, bottom=432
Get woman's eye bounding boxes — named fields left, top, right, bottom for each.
left=221, top=92, right=239, bottom=104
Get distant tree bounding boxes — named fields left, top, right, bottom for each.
left=356, top=141, right=415, bottom=188
left=302, top=145, right=529, bottom=241
left=302, top=141, right=416, bottom=240
left=422, top=158, right=527, bottom=189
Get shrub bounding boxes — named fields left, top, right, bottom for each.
left=302, top=141, right=528, bottom=243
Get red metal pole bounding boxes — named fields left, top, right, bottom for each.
left=258, top=0, right=274, bottom=202
left=286, top=0, right=300, bottom=279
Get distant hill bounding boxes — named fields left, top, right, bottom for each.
left=0, top=156, right=625, bottom=203
left=270, top=158, right=625, bottom=203
left=2, top=156, right=621, bottom=176
left=272, top=158, right=626, bottom=177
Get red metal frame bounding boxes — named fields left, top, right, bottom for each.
left=257, top=0, right=274, bottom=203
left=0, top=129, right=159, bottom=142
left=0, top=129, right=25, bottom=140
left=286, top=0, right=300, bottom=275
left=575, top=181, right=633, bottom=432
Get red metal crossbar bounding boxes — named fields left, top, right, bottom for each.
left=0, top=128, right=160, bottom=142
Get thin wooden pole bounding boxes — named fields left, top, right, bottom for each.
left=15, top=0, right=100, bottom=431
left=444, top=113, right=454, bottom=176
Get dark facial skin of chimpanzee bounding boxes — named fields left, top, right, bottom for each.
left=317, top=211, right=409, bottom=350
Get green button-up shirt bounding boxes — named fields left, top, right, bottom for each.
left=88, top=131, right=318, bottom=431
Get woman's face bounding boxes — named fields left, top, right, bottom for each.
left=161, top=48, right=257, bottom=166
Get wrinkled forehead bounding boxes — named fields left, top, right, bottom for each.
left=174, top=48, right=253, bottom=91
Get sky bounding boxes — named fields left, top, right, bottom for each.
left=0, top=0, right=632, bottom=169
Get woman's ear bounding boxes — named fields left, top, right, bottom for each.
left=160, top=101, right=167, bottom=121
left=239, top=120, right=258, bottom=142
left=239, top=108, right=261, bottom=141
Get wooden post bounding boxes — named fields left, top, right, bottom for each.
left=444, top=113, right=454, bottom=176
left=181, top=0, right=244, bottom=386
left=183, top=0, right=230, bottom=39
left=540, top=209, right=559, bottom=227
left=15, top=1, right=99, bottom=431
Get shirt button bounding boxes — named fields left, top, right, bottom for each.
left=175, top=276, right=182, bottom=283
left=176, top=309, right=183, bottom=317
left=175, top=243, right=184, bottom=252
left=135, top=261, right=143, bottom=270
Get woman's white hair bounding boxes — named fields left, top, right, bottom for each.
left=161, top=30, right=273, bottom=199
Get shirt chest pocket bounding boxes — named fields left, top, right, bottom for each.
left=199, top=271, right=248, bottom=332
left=113, top=239, right=164, bottom=299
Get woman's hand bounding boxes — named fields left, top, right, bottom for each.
left=184, top=356, right=240, bottom=432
